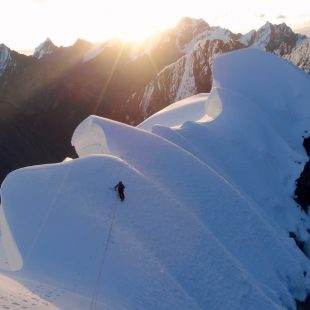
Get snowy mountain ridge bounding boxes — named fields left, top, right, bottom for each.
left=0, top=48, right=310, bottom=309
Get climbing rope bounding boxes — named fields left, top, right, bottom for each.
left=90, top=198, right=117, bottom=310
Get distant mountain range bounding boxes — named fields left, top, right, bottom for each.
left=0, top=18, right=309, bottom=182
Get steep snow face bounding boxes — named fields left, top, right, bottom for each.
left=285, top=40, right=310, bottom=73
left=33, top=38, right=58, bottom=59
left=1, top=48, right=310, bottom=309
left=0, top=44, right=11, bottom=76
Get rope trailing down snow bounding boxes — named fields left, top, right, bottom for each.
left=90, top=197, right=118, bottom=310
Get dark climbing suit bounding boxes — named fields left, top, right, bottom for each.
left=114, top=182, right=125, bottom=201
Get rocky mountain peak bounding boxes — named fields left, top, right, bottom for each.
left=0, top=44, right=11, bottom=75
left=245, top=21, right=304, bottom=54
left=176, top=17, right=210, bottom=48
left=33, top=38, right=58, bottom=59
left=261, top=21, right=273, bottom=29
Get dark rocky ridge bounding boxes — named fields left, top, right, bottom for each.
left=296, top=294, right=310, bottom=310
left=295, top=136, right=310, bottom=213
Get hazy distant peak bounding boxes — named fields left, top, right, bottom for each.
left=177, top=17, right=210, bottom=30
left=176, top=17, right=210, bottom=38
left=0, top=43, right=8, bottom=49
left=73, top=38, right=91, bottom=46
left=0, top=44, right=11, bottom=76
left=0, top=43, right=10, bottom=54
left=261, top=21, right=273, bottom=28
left=175, top=17, right=210, bottom=51
left=33, top=37, right=58, bottom=59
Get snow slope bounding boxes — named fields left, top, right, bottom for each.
left=1, top=48, right=310, bottom=309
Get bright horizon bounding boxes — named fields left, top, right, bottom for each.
left=1, top=0, right=310, bottom=52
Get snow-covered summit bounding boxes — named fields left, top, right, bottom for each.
left=0, top=44, right=11, bottom=76
left=33, top=38, right=58, bottom=59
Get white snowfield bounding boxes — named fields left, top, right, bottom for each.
left=1, top=48, right=310, bottom=309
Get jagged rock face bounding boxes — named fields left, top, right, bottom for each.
left=285, top=41, right=310, bottom=73
left=243, top=22, right=306, bottom=55
left=125, top=39, right=244, bottom=120
left=33, top=38, right=58, bottom=59
left=261, top=23, right=297, bottom=51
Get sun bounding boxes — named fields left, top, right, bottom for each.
left=3, top=0, right=309, bottom=51
left=75, top=1, right=179, bottom=43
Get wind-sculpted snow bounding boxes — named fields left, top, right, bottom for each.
left=137, top=93, right=213, bottom=131
left=1, top=48, right=310, bottom=309
left=212, top=49, right=310, bottom=145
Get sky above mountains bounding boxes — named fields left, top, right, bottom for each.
left=1, top=0, right=310, bottom=51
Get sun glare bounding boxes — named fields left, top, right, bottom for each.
left=0, top=0, right=309, bottom=51
left=39, top=0, right=182, bottom=44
